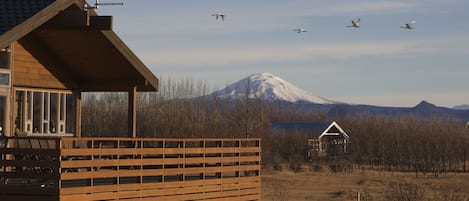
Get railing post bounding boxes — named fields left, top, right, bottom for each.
left=217, top=140, right=222, bottom=179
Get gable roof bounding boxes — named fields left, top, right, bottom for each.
left=271, top=121, right=349, bottom=138
left=271, top=121, right=330, bottom=137
left=0, top=0, right=158, bottom=92
left=318, top=121, right=349, bottom=139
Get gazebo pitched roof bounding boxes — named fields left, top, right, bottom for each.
left=0, top=0, right=158, bottom=91
left=271, top=121, right=330, bottom=137
left=271, top=121, right=349, bottom=138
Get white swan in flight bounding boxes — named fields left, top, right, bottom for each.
left=212, top=13, right=225, bottom=21
left=346, top=18, right=360, bottom=28
left=401, top=20, right=415, bottom=29
left=292, top=28, right=308, bottom=33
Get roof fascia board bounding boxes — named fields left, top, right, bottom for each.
left=319, top=121, right=350, bottom=139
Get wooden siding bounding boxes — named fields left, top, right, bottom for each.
left=12, top=40, right=77, bottom=89
left=0, top=137, right=261, bottom=201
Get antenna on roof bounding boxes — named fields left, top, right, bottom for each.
left=85, top=0, right=124, bottom=10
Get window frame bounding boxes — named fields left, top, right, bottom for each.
left=14, top=87, right=75, bottom=136
left=0, top=47, right=11, bottom=87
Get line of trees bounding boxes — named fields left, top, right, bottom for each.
left=81, top=78, right=469, bottom=174
left=344, top=116, right=468, bottom=175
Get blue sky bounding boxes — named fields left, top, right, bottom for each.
left=92, top=0, right=469, bottom=107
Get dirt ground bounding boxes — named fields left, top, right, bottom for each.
left=261, top=168, right=469, bottom=201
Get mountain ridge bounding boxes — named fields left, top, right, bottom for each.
left=203, top=72, right=469, bottom=121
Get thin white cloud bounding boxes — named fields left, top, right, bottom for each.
left=139, top=35, right=469, bottom=67
left=110, top=1, right=416, bottom=36
left=313, top=1, right=414, bottom=16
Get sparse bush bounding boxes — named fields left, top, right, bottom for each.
left=288, top=160, right=302, bottom=172
left=386, top=182, right=425, bottom=201
left=309, top=163, right=323, bottom=172
left=435, top=189, right=469, bottom=201
left=327, top=159, right=353, bottom=173
left=267, top=180, right=289, bottom=201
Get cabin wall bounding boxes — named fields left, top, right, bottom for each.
left=11, top=41, right=76, bottom=90
left=9, top=41, right=80, bottom=136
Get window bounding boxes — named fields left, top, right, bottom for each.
left=0, top=48, right=10, bottom=86
left=15, top=89, right=76, bottom=135
left=0, top=74, right=9, bottom=85
left=0, top=49, right=10, bottom=70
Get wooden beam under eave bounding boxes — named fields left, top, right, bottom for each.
left=40, top=7, right=113, bottom=30
left=89, top=16, right=113, bottom=30
left=128, top=85, right=137, bottom=138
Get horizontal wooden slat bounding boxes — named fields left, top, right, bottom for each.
left=60, top=155, right=260, bottom=168
left=60, top=180, right=260, bottom=201
left=0, top=185, right=59, bottom=195
left=0, top=148, right=60, bottom=156
left=0, top=159, right=59, bottom=168
left=60, top=164, right=259, bottom=180
left=61, top=176, right=260, bottom=195
left=60, top=147, right=260, bottom=156
left=0, top=172, right=59, bottom=179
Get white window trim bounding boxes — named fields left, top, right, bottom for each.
left=15, top=88, right=73, bottom=136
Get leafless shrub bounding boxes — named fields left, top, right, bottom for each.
left=436, top=189, right=469, bottom=201
left=267, top=180, right=289, bottom=201
left=386, top=182, right=425, bottom=201
left=81, top=77, right=469, bottom=175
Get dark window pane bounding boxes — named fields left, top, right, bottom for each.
left=0, top=51, right=10, bottom=70
left=0, top=74, right=9, bottom=85
left=66, top=94, right=76, bottom=134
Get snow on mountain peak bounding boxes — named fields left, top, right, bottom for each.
left=211, top=72, right=337, bottom=104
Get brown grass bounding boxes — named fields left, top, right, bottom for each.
left=261, top=168, right=469, bottom=201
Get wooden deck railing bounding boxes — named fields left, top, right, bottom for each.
left=0, top=137, right=261, bottom=201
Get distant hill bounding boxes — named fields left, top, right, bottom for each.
left=202, top=72, right=469, bottom=121
left=326, top=101, right=469, bottom=121
left=453, top=104, right=469, bottom=110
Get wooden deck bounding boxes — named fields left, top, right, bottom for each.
left=0, top=137, right=261, bottom=201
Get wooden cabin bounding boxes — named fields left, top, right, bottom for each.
left=0, top=1, right=261, bottom=200
left=271, top=121, right=350, bottom=158
left=0, top=0, right=158, bottom=138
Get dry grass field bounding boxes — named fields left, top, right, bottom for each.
left=261, top=168, right=469, bottom=201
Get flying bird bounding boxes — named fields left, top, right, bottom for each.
left=212, top=13, right=225, bottom=21
left=401, top=20, right=416, bottom=29
left=346, top=18, right=361, bottom=28
left=292, top=28, right=308, bottom=33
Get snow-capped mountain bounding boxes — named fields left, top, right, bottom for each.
left=201, top=72, right=469, bottom=121
left=210, top=72, right=338, bottom=104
